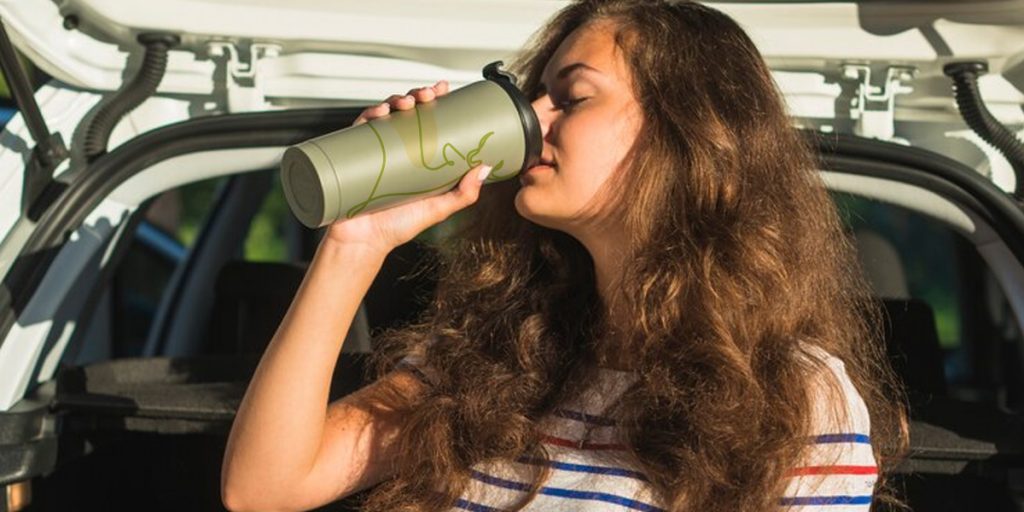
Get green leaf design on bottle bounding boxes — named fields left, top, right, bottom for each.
left=345, top=107, right=513, bottom=218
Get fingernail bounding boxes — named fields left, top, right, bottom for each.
left=477, top=165, right=493, bottom=182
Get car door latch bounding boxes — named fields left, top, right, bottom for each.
left=207, top=42, right=282, bottom=113
left=841, top=64, right=916, bottom=141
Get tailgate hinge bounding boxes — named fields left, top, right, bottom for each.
left=841, top=64, right=916, bottom=141
left=207, top=42, right=281, bottom=113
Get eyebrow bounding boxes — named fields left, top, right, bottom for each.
left=555, top=62, right=600, bottom=80
left=532, top=62, right=602, bottom=98
left=536, top=62, right=601, bottom=97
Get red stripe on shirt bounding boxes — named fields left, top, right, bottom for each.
left=788, top=465, right=878, bottom=476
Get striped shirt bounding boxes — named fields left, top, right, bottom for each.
left=403, top=346, right=876, bottom=511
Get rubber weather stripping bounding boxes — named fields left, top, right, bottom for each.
left=944, top=62, right=1024, bottom=201
left=0, top=17, right=68, bottom=219
left=808, top=130, right=1024, bottom=264
left=82, top=33, right=180, bottom=161
left=0, top=107, right=362, bottom=347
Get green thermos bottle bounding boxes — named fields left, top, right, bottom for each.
left=280, top=61, right=542, bottom=228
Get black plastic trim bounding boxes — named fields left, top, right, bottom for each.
left=805, top=131, right=1024, bottom=264
left=943, top=61, right=1024, bottom=198
left=0, top=384, right=56, bottom=485
left=82, top=33, right=180, bottom=161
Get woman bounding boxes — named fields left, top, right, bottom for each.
left=222, top=1, right=909, bottom=511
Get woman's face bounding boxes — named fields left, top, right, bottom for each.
left=515, top=20, right=643, bottom=239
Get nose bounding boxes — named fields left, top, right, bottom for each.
left=530, top=95, right=554, bottom=140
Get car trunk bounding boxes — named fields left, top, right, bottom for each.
left=0, top=0, right=1023, bottom=510
left=3, top=121, right=1024, bottom=510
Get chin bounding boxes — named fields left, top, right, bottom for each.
left=514, top=188, right=541, bottom=221
left=513, top=188, right=527, bottom=210
left=514, top=191, right=564, bottom=231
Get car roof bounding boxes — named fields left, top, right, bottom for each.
left=2, top=0, right=1021, bottom=107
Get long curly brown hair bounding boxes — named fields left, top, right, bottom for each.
left=361, top=1, right=909, bottom=510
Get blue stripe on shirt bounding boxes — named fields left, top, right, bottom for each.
left=470, top=470, right=665, bottom=512
left=780, top=495, right=873, bottom=506
left=811, top=433, right=871, bottom=444
left=516, top=456, right=649, bottom=481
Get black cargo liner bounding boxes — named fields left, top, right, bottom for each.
left=42, top=354, right=1024, bottom=468
left=52, top=353, right=369, bottom=435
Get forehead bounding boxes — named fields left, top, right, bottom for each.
left=541, top=20, right=628, bottom=82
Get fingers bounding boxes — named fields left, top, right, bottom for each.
left=387, top=93, right=417, bottom=110
left=352, top=94, right=410, bottom=126
left=408, top=86, right=435, bottom=103
left=352, top=102, right=389, bottom=126
left=408, top=80, right=449, bottom=102
left=352, top=80, right=450, bottom=127
left=434, top=80, right=450, bottom=97
left=451, top=164, right=490, bottom=207
left=421, top=164, right=490, bottom=223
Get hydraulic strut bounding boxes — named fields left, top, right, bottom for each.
left=0, top=17, right=68, bottom=219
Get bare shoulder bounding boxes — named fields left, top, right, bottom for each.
left=304, top=369, right=428, bottom=504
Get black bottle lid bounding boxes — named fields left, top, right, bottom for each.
left=483, top=61, right=542, bottom=173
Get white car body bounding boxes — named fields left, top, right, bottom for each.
left=0, top=2, right=1022, bottom=509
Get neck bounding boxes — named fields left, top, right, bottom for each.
left=586, top=235, right=627, bottom=318
left=575, top=228, right=633, bottom=370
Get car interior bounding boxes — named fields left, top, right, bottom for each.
left=3, top=139, right=1018, bottom=511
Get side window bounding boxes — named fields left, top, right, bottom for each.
left=242, top=173, right=295, bottom=262
left=107, top=177, right=228, bottom=358
left=240, top=170, right=468, bottom=265
left=832, top=192, right=1024, bottom=410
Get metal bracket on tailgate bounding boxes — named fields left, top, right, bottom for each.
left=0, top=381, right=56, bottom=496
left=207, top=42, right=281, bottom=113
left=841, top=64, right=916, bottom=141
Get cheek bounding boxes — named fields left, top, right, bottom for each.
left=561, top=110, right=638, bottom=186
left=581, top=101, right=637, bottom=148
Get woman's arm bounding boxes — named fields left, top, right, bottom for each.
left=221, top=79, right=482, bottom=512
left=220, top=239, right=426, bottom=512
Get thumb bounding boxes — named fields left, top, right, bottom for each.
left=452, top=163, right=492, bottom=203
left=423, top=164, right=492, bottom=225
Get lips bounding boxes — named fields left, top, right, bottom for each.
left=525, top=162, right=554, bottom=174
left=521, top=154, right=554, bottom=183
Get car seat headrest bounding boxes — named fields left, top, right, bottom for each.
left=854, top=228, right=910, bottom=300
left=207, top=260, right=370, bottom=355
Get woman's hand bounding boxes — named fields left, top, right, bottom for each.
left=323, top=80, right=492, bottom=253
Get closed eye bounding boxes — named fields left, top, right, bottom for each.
left=557, top=97, right=588, bottom=112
